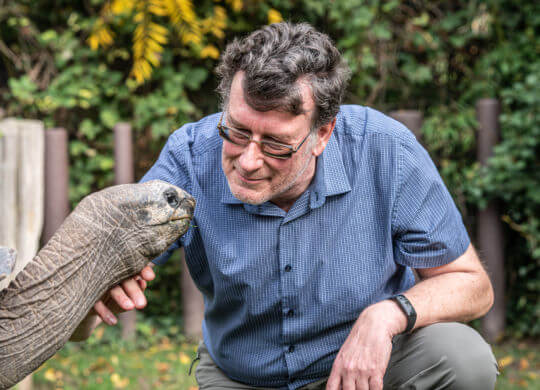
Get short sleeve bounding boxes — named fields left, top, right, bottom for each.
left=391, top=136, right=470, bottom=268
left=140, top=126, right=192, bottom=193
left=140, top=125, right=193, bottom=264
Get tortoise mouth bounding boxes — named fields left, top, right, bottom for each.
left=169, top=202, right=194, bottom=222
left=170, top=215, right=191, bottom=222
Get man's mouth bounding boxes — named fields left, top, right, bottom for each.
left=237, top=171, right=264, bottom=183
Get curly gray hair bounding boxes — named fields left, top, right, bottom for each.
left=216, top=22, right=350, bottom=129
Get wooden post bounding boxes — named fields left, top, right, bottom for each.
left=389, top=110, right=424, bottom=283
left=114, top=123, right=137, bottom=340
left=42, top=128, right=70, bottom=244
left=476, top=99, right=505, bottom=342
left=389, top=110, right=424, bottom=140
left=181, top=248, right=204, bottom=340
left=0, top=118, right=45, bottom=390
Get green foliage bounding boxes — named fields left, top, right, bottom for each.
left=1, top=0, right=538, bottom=337
left=463, top=0, right=540, bottom=337
left=30, top=318, right=198, bottom=388
left=421, top=105, right=477, bottom=219
left=144, top=251, right=185, bottom=319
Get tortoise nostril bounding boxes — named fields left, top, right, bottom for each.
left=164, top=190, right=180, bottom=208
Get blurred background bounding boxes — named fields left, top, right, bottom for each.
left=0, top=0, right=538, bottom=388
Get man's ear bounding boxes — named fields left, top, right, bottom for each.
left=312, top=117, right=337, bottom=157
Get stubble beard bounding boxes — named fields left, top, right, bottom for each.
left=227, top=135, right=316, bottom=206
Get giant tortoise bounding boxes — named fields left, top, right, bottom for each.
left=0, top=180, right=195, bottom=389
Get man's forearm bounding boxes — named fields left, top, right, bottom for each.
left=365, top=244, right=493, bottom=335
left=402, top=244, right=494, bottom=332
left=69, top=313, right=102, bottom=342
left=404, top=267, right=493, bottom=330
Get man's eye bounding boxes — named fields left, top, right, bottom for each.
left=263, top=142, right=289, bottom=153
left=230, top=129, right=250, bottom=140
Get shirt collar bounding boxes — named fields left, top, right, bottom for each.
left=220, top=131, right=351, bottom=208
left=308, top=131, right=351, bottom=209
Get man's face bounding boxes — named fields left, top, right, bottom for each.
left=221, top=72, right=322, bottom=210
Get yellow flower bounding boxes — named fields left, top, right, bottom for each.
left=226, top=0, right=243, bottom=12
left=267, top=9, right=283, bottom=25
left=110, top=373, right=129, bottom=388
left=44, top=368, right=56, bottom=382
left=111, top=0, right=135, bottom=15
left=200, top=45, right=220, bottom=59
left=179, top=352, right=191, bottom=364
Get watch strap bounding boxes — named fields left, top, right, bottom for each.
left=391, top=294, right=417, bottom=334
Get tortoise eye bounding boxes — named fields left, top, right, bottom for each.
left=164, top=189, right=179, bottom=208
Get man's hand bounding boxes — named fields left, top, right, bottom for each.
left=326, top=300, right=407, bottom=390
left=92, top=264, right=156, bottom=325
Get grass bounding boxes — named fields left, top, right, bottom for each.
left=15, top=319, right=539, bottom=389
left=492, top=341, right=539, bottom=389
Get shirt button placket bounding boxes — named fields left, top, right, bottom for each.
left=279, top=221, right=297, bottom=376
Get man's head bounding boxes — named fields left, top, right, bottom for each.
left=216, top=23, right=350, bottom=210
left=216, top=22, right=350, bottom=129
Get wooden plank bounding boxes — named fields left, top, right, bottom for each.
left=0, top=118, right=44, bottom=389
left=0, top=119, right=18, bottom=250
left=16, top=120, right=45, bottom=268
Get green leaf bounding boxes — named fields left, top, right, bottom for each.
left=182, top=67, right=208, bottom=90
left=372, top=24, right=392, bottom=40
left=100, top=108, right=120, bottom=129
left=79, top=119, right=100, bottom=140
left=39, top=29, right=58, bottom=44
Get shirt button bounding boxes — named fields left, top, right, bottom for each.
left=287, top=309, right=294, bottom=317
left=288, top=345, right=295, bottom=353
left=285, top=265, right=292, bottom=272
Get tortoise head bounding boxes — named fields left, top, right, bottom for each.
left=82, top=180, right=195, bottom=262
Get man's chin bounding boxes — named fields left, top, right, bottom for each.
left=229, top=185, right=268, bottom=205
left=232, top=191, right=266, bottom=205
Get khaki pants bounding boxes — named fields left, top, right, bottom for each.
left=193, top=323, right=498, bottom=389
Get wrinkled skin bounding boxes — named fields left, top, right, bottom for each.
left=0, top=180, right=195, bottom=389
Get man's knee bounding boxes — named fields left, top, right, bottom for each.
left=412, top=322, right=498, bottom=389
left=386, top=322, right=498, bottom=389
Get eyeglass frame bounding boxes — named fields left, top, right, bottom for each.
left=217, top=112, right=312, bottom=160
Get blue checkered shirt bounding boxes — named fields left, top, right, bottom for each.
left=141, top=105, right=470, bottom=389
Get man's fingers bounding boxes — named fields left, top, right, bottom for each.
left=367, top=375, right=383, bottom=390
left=325, top=371, right=340, bottom=390
left=134, top=276, right=147, bottom=291
left=110, top=284, right=136, bottom=311
left=342, top=374, right=356, bottom=390
left=140, top=264, right=155, bottom=281
left=121, top=278, right=147, bottom=309
left=94, top=300, right=117, bottom=325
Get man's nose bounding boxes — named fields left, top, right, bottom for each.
left=238, top=141, right=264, bottom=172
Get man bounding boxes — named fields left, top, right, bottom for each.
left=72, top=23, right=498, bottom=389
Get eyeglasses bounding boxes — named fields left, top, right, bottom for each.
left=217, top=112, right=311, bottom=159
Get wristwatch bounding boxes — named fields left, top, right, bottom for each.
left=391, top=294, right=417, bottom=334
